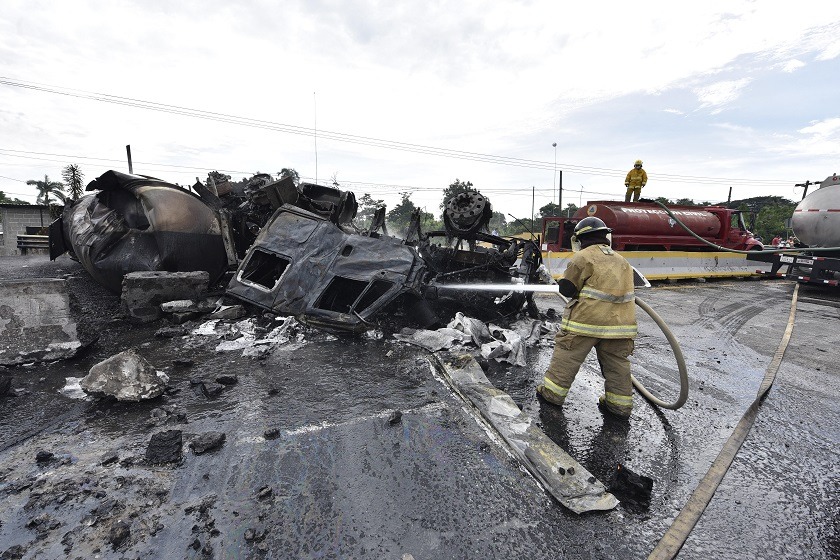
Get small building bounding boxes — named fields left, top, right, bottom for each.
left=0, top=203, right=51, bottom=256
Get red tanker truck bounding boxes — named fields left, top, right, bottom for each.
left=541, top=201, right=764, bottom=252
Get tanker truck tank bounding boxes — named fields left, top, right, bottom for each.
left=748, top=173, right=840, bottom=286
left=791, top=173, right=840, bottom=252
left=568, top=201, right=761, bottom=251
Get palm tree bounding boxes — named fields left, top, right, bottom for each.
left=61, top=164, right=85, bottom=201
left=27, top=174, right=65, bottom=206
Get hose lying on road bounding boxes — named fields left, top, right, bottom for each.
left=648, top=282, right=800, bottom=559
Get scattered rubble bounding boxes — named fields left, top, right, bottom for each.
left=160, top=297, right=220, bottom=314
left=145, top=430, right=183, bottom=465
left=0, top=278, right=82, bottom=366
left=80, top=349, right=169, bottom=401
left=208, top=305, right=246, bottom=321
left=189, top=432, right=226, bottom=455
left=35, top=450, right=54, bottom=464
left=121, top=271, right=210, bottom=324
left=154, top=326, right=188, bottom=339
left=609, top=463, right=654, bottom=510
left=393, top=313, right=540, bottom=367
left=107, top=520, right=130, bottom=550
left=188, top=315, right=303, bottom=358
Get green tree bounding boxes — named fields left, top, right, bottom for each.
left=387, top=192, right=419, bottom=234
left=674, top=198, right=697, bottom=206
left=0, top=191, right=30, bottom=204
left=655, top=196, right=674, bottom=206
left=508, top=216, right=538, bottom=237
left=27, top=175, right=65, bottom=206
left=61, top=164, right=85, bottom=201
left=488, top=211, right=507, bottom=234
left=539, top=203, right=579, bottom=222
left=726, top=196, right=796, bottom=241
left=440, top=179, right=474, bottom=212
left=539, top=202, right=563, bottom=217
left=278, top=168, right=300, bottom=185
left=355, top=193, right=385, bottom=229
left=563, top=203, right=579, bottom=217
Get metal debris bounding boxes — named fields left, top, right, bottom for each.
left=431, top=351, right=619, bottom=513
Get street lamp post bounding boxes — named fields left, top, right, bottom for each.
left=552, top=143, right=557, bottom=205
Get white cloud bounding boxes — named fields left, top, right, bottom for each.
left=780, top=59, right=806, bottom=73
left=694, top=79, right=752, bottom=110
left=799, top=118, right=840, bottom=139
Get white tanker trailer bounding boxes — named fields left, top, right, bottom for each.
left=749, top=174, right=840, bottom=285
left=790, top=173, right=840, bottom=248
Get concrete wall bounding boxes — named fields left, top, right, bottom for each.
left=0, top=205, right=49, bottom=256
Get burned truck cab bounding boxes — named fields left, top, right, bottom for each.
left=227, top=206, right=427, bottom=333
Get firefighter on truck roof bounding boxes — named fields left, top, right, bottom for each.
left=537, top=216, right=637, bottom=419
left=625, top=159, right=647, bottom=202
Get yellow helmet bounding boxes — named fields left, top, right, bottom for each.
left=634, top=159, right=643, bottom=167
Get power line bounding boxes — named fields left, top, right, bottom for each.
left=0, top=77, right=795, bottom=187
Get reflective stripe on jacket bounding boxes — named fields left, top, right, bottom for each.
left=625, top=168, right=647, bottom=188
left=560, top=244, right=637, bottom=339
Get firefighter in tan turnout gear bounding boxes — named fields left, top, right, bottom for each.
left=624, top=159, right=647, bottom=202
left=537, top=217, right=637, bottom=418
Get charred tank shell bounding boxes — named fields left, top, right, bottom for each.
left=51, top=170, right=229, bottom=293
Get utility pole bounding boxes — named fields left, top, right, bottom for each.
left=794, top=179, right=820, bottom=200
left=552, top=143, right=557, bottom=205
left=727, top=186, right=732, bottom=205
left=126, top=145, right=133, bottom=174
left=531, top=186, right=535, bottom=234
left=558, top=170, right=563, bottom=213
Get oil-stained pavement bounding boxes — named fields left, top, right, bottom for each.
left=1, top=255, right=838, bottom=559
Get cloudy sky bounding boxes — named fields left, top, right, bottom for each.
left=2, top=1, right=839, bottom=219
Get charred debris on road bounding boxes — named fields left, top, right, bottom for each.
left=49, top=170, right=547, bottom=334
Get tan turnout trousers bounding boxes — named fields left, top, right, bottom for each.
left=543, top=331, right=635, bottom=415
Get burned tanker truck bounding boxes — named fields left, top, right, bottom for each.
left=50, top=170, right=545, bottom=332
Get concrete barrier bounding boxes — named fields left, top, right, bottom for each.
left=121, top=271, right=210, bottom=324
left=0, top=278, right=81, bottom=366
left=544, top=250, right=774, bottom=281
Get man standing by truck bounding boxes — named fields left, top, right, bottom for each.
left=536, top=217, right=638, bottom=418
left=624, top=159, right=647, bottom=202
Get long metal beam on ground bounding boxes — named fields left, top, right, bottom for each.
left=430, top=350, right=619, bottom=514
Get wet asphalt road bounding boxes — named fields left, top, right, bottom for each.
left=0, top=255, right=838, bottom=559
